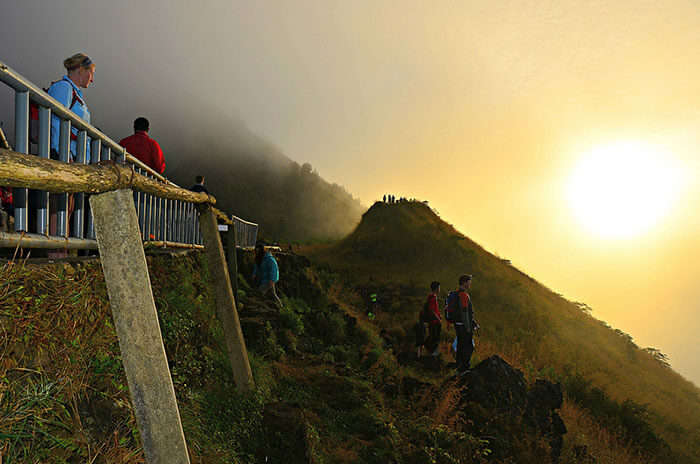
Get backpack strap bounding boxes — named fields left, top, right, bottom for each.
left=48, top=79, right=83, bottom=111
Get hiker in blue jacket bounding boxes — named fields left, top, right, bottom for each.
left=48, top=52, right=94, bottom=162
left=253, top=243, right=283, bottom=309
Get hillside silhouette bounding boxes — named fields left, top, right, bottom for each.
left=310, top=200, right=700, bottom=463
left=164, top=119, right=364, bottom=242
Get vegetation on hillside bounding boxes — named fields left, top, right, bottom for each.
left=2, top=201, right=699, bottom=463
left=0, top=254, right=490, bottom=463
left=308, top=200, right=700, bottom=463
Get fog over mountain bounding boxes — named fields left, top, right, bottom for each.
left=163, top=112, right=364, bottom=240
left=0, top=1, right=363, bottom=240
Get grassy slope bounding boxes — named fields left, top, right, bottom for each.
left=308, top=201, right=700, bottom=463
left=0, top=253, right=498, bottom=463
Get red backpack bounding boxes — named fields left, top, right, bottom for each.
left=0, top=187, right=12, bottom=208
left=29, top=80, right=81, bottom=145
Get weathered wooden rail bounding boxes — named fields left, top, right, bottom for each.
left=0, top=59, right=258, bottom=463
left=1, top=149, right=254, bottom=463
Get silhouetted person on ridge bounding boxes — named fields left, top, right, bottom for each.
left=449, top=274, right=478, bottom=375
left=423, top=281, right=442, bottom=356
left=190, top=175, right=208, bottom=194
left=119, top=117, right=165, bottom=174
left=383, top=194, right=386, bottom=203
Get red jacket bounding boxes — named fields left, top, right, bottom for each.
left=426, top=293, right=441, bottom=325
left=119, top=131, right=165, bottom=174
left=0, top=187, right=12, bottom=208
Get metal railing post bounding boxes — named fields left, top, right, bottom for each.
left=56, top=119, right=71, bottom=237
left=86, top=138, right=101, bottom=239
left=135, top=168, right=145, bottom=240
left=36, top=106, right=51, bottom=235
left=146, top=192, right=153, bottom=241
left=72, top=130, right=87, bottom=238
left=176, top=200, right=181, bottom=243
left=13, top=91, right=29, bottom=232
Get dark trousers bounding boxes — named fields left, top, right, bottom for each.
left=425, top=323, right=441, bottom=353
left=455, top=324, right=474, bottom=371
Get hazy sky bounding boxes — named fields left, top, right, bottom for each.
left=2, top=0, right=698, bottom=385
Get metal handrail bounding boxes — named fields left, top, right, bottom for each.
left=0, top=60, right=165, bottom=181
left=0, top=58, right=258, bottom=250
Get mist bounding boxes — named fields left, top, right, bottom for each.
left=0, top=0, right=363, bottom=241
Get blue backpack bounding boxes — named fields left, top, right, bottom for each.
left=444, top=291, right=462, bottom=323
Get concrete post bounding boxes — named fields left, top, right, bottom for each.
left=224, top=227, right=239, bottom=307
left=90, top=189, right=190, bottom=464
left=197, top=204, right=255, bottom=392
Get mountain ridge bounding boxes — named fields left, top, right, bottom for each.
left=308, top=199, right=700, bottom=463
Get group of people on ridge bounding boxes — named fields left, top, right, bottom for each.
left=416, top=274, right=478, bottom=376
left=382, top=194, right=410, bottom=204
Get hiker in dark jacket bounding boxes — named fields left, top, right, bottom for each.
left=454, top=274, right=478, bottom=375
left=423, top=281, right=442, bottom=356
left=190, top=175, right=208, bottom=194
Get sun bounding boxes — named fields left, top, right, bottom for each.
left=567, top=140, right=681, bottom=239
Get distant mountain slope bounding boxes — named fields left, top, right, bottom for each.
left=310, top=200, right=700, bottom=463
left=166, top=120, right=363, bottom=242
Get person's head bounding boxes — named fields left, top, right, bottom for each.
left=134, top=117, right=150, bottom=132
left=430, top=281, right=440, bottom=293
left=459, top=274, right=472, bottom=290
left=64, top=53, right=95, bottom=88
left=255, top=243, right=266, bottom=264
left=195, top=175, right=205, bottom=185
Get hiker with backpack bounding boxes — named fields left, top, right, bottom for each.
left=445, top=274, right=478, bottom=375
left=45, top=53, right=95, bottom=161
left=35, top=53, right=95, bottom=243
left=252, top=243, right=283, bottom=309
left=423, top=281, right=442, bottom=356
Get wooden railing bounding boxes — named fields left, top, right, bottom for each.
left=0, top=58, right=258, bottom=464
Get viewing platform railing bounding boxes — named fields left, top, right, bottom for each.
left=0, top=58, right=259, bottom=461
left=0, top=59, right=257, bottom=251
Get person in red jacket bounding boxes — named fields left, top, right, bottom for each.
left=423, top=281, right=442, bottom=356
left=119, top=117, right=165, bottom=174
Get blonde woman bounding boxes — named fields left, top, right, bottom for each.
left=47, top=53, right=95, bottom=242
left=48, top=52, right=94, bottom=161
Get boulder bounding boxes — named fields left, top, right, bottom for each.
left=455, top=355, right=567, bottom=463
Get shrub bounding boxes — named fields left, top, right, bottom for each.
left=279, top=306, right=304, bottom=335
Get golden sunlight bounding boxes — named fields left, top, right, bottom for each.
left=567, top=140, right=682, bottom=239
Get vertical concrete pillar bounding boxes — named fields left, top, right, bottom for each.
left=198, top=204, right=255, bottom=392
left=90, top=189, right=190, bottom=464
left=224, top=227, right=239, bottom=307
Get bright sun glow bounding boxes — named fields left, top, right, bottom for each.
left=567, top=140, right=682, bottom=239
